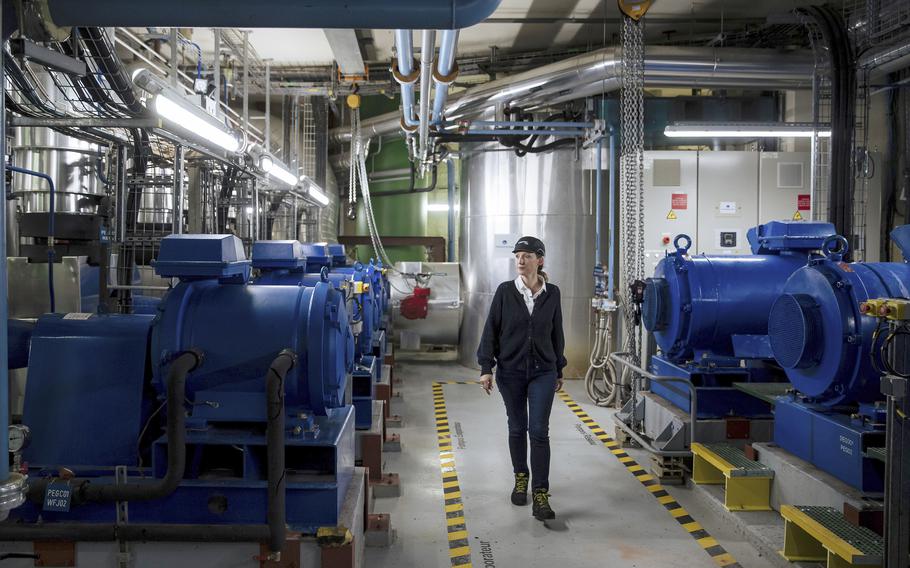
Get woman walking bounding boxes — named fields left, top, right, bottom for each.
left=477, top=236, right=567, bottom=521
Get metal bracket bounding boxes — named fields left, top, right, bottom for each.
left=882, top=375, right=908, bottom=399
left=115, top=465, right=132, bottom=568
left=582, top=119, right=607, bottom=149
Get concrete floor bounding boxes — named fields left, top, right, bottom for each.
left=366, top=360, right=778, bottom=568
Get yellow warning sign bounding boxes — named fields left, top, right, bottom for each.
left=792, top=211, right=803, bottom=221
left=667, top=210, right=678, bottom=220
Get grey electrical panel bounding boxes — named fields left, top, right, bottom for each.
left=759, top=152, right=812, bottom=223
left=697, top=151, right=759, bottom=255
left=643, top=151, right=698, bottom=272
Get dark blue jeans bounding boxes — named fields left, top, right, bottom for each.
left=496, top=368, right=557, bottom=491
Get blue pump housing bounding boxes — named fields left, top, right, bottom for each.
left=16, top=234, right=358, bottom=530
left=301, top=243, right=331, bottom=273
left=767, top=227, right=910, bottom=491
left=644, top=221, right=836, bottom=361
left=328, top=244, right=348, bottom=267
left=639, top=222, right=836, bottom=418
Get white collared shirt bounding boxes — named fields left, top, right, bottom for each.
left=514, top=276, right=546, bottom=315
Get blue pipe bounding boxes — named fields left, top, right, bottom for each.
left=394, top=30, right=419, bottom=128
left=446, top=158, right=456, bottom=261
left=44, top=0, right=504, bottom=29
left=595, top=138, right=602, bottom=268
left=432, top=29, right=459, bottom=124
left=444, top=120, right=594, bottom=128
left=7, top=165, right=56, bottom=312
left=607, top=128, right=616, bottom=302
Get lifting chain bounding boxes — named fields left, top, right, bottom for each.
left=619, top=12, right=646, bottom=367
left=347, top=107, right=362, bottom=208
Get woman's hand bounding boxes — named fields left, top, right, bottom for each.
left=480, top=374, right=494, bottom=395
left=555, top=378, right=564, bottom=392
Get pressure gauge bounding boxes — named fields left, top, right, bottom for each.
left=8, top=425, right=30, bottom=454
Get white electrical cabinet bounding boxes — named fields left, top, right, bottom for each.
left=643, top=151, right=698, bottom=272
left=759, top=152, right=812, bottom=223
left=697, top=151, right=759, bottom=255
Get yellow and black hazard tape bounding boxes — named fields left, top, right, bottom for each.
left=557, top=390, right=742, bottom=568
left=432, top=381, right=473, bottom=568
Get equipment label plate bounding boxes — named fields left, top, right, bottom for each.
left=671, top=193, right=688, bottom=210
left=43, top=482, right=72, bottom=512
left=62, top=313, right=94, bottom=320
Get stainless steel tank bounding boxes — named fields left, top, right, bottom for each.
left=11, top=127, right=104, bottom=214
left=132, top=168, right=175, bottom=226
left=458, top=144, right=596, bottom=378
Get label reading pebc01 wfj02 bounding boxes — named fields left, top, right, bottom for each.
left=43, top=481, right=72, bottom=512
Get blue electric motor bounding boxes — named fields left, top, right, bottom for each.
left=251, top=240, right=377, bottom=429
left=767, top=226, right=910, bottom=491
left=19, top=234, right=357, bottom=530
left=641, top=221, right=836, bottom=418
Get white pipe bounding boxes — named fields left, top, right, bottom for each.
left=432, top=29, right=459, bottom=124
left=418, top=30, right=436, bottom=165
left=394, top=30, right=419, bottom=128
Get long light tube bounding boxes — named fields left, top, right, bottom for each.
left=268, top=162, right=298, bottom=186
left=665, top=122, right=831, bottom=138
left=154, top=95, right=242, bottom=152
left=299, top=175, right=330, bottom=207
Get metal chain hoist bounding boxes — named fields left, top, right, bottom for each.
left=346, top=95, right=362, bottom=220
left=619, top=2, right=648, bottom=367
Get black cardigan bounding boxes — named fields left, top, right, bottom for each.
left=476, top=280, right=568, bottom=378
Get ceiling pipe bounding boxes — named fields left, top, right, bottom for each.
left=393, top=30, right=419, bottom=130
left=432, top=30, right=460, bottom=124
left=329, top=46, right=814, bottom=145
left=858, top=40, right=910, bottom=75
left=417, top=30, right=436, bottom=165
left=41, top=0, right=503, bottom=28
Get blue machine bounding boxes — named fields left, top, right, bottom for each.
left=642, top=221, right=836, bottom=418
left=767, top=227, right=910, bottom=492
left=321, top=243, right=390, bottom=357
left=17, top=234, right=356, bottom=531
left=252, top=240, right=378, bottom=430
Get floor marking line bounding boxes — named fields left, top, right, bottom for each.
left=555, top=390, right=743, bottom=568
left=432, top=381, right=474, bottom=568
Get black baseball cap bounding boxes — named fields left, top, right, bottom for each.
left=512, top=236, right=545, bottom=256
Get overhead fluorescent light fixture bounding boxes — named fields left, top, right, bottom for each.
left=269, top=162, right=298, bottom=187
left=133, top=68, right=241, bottom=154
left=664, top=122, right=832, bottom=139
left=298, top=175, right=331, bottom=208
left=247, top=143, right=296, bottom=186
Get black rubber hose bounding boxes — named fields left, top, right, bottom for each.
left=26, top=350, right=203, bottom=505
left=369, top=164, right=438, bottom=198
left=266, top=349, right=297, bottom=558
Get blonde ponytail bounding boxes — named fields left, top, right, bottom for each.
left=538, top=265, right=549, bottom=282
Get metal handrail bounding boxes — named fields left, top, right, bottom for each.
left=610, top=351, right=698, bottom=456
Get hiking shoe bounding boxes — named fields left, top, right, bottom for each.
left=532, top=489, right=555, bottom=520
left=510, top=473, right=529, bottom=506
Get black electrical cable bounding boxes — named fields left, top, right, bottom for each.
left=882, top=326, right=910, bottom=378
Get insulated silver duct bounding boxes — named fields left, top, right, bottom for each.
left=329, top=46, right=814, bottom=144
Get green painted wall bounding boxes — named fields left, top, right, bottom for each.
left=343, top=94, right=460, bottom=264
